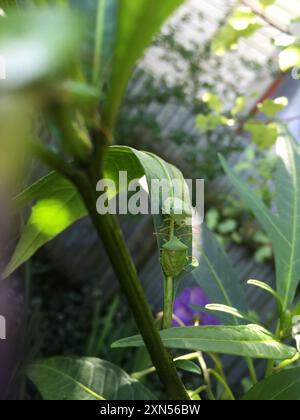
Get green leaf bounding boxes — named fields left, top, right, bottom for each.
left=228, top=8, right=257, bottom=31
left=247, top=279, right=283, bottom=313
left=220, top=129, right=300, bottom=310
left=292, top=316, right=300, bottom=351
left=3, top=173, right=86, bottom=278
left=175, top=360, right=202, bottom=376
left=0, top=9, right=81, bottom=90
left=112, top=324, right=297, bottom=360
left=217, top=219, right=237, bottom=234
left=274, top=132, right=300, bottom=308
left=103, top=0, right=184, bottom=128
left=202, top=92, right=222, bottom=113
left=211, top=7, right=261, bottom=55
left=27, top=357, right=156, bottom=400
left=244, top=121, right=278, bottom=149
left=257, top=97, right=288, bottom=118
left=205, top=304, right=259, bottom=324
left=206, top=208, right=219, bottom=230
left=192, top=225, right=248, bottom=325
left=196, top=114, right=228, bottom=132
left=258, top=0, right=276, bottom=7
left=4, top=146, right=192, bottom=279
left=243, top=367, right=300, bottom=400
left=232, top=96, right=247, bottom=116
left=254, top=245, right=272, bottom=263
left=279, top=45, right=300, bottom=71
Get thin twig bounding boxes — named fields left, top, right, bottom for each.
left=240, top=0, right=293, bottom=35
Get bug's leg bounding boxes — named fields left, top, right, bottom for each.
left=153, top=232, right=168, bottom=238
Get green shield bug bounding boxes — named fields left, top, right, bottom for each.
left=160, top=236, right=189, bottom=277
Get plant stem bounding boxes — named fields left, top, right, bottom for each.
left=93, top=0, right=106, bottom=86
left=163, top=217, right=175, bottom=329
left=197, top=352, right=215, bottom=401
left=75, top=176, right=190, bottom=400
left=246, top=358, right=258, bottom=384
left=274, top=353, right=300, bottom=372
left=264, top=322, right=281, bottom=378
left=163, top=276, right=174, bottom=329
left=132, top=352, right=200, bottom=380
left=209, top=369, right=235, bottom=401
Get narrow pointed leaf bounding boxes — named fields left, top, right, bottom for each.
left=273, top=131, right=300, bottom=309
left=103, top=0, right=183, bottom=128
left=220, top=128, right=300, bottom=309
left=192, top=225, right=247, bottom=324
left=205, top=304, right=258, bottom=324
left=3, top=175, right=86, bottom=277
left=112, top=325, right=296, bottom=360
left=247, top=280, right=283, bottom=313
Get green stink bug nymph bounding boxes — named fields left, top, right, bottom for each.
left=160, top=236, right=189, bottom=277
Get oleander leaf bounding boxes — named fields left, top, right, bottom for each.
left=27, top=357, right=156, bottom=401
left=4, top=146, right=192, bottom=279
left=220, top=128, right=300, bottom=309
left=112, top=324, right=296, bottom=360
left=243, top=367, right=300, bottom=400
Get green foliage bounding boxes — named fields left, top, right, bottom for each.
left=4, top=146, right=193, bottom=279
left=0, top=9, right=81, bottom=90
left=103, top=0, right=184, bottom=128
left=243, top=367, right=300, bottom=400
left=220, top=128, right=300, bottom=310
left=258, top=0, right=276, bottom=7
left=244, top=121, right=279, bottom=149
left=257, top=97, right=288, bottom=118
left=175, top=360, right=202, bottom=376
left=3, top=173, right=86, bottom=278
left=2, top=0, right=300, bottom=402
left=28, top=357, right=156, bottom=400
left=196, top=114, right=229, bottom=133
left=192, top=225, right=248, bottom=325
left=211, top=7, right=261, bottom=55
left=279, top=45, right=300, bottom=71
left=112, top=324, right=296, bottom=360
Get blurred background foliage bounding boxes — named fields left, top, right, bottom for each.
left=0, top=0, right=300, bottom=399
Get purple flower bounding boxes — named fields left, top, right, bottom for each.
left=172, top=287, right=220, bottom=327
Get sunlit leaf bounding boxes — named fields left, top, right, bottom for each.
left=196, top=114, right=228, bottom=132
left=0, top=9, right=81, bottom=90
left=103, top=0, right=184, bottom=128
left=232, top=96, right=247, bottom=116
left=244, top=121, right=278, bottom=149
left=258, top=0, right=276, bottom=7
left=205, top=304, right=258, bottom=324
left=228, top=8, right=257, bottom=31
left=211, top=7, right=261, bottom=55
left=4, top=146, right=193, bottom=279
left=257, top=97, right=288, bottom=118
left=3, top=174, right=86, bottom=278
left=279, top=45, right=300, bottom=71
left=112, top=324, right=297, bottom=360
left=202, top=92, right=222, bottom=113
